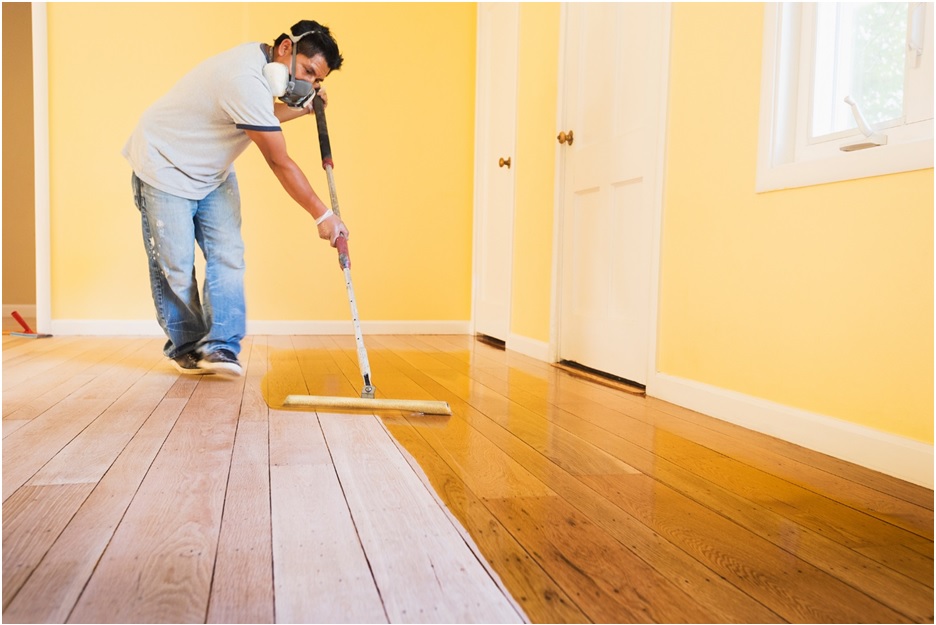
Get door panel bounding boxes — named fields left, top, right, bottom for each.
left=558, top=3, right=668, bottom=385
left=473, top=3, right=519, bottom=342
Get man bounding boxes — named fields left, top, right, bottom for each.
left=124, top=20, right=347, bottom=377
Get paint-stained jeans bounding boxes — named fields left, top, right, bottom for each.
left=131, top=173, right=245, bottom=359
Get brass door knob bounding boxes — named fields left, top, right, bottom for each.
left=557, top=130, right=574, bottom=145
left=498, top=157, right=512, bottom=168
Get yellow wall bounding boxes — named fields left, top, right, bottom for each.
left=3, top=3, right=37, bottom=307
left=510, top=3, right=560, bottom=342
left=659, top=3, right=934, bottom=443
left=46, top=2, right=476, bottom=322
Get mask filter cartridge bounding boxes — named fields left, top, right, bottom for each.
left=263, top=31, right=320, bottom=108
left=262, top=62, right=288, bottom=97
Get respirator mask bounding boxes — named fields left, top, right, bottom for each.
left=263, top=31, right=319, bottom=108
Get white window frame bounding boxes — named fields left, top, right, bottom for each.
left=756, top=2, right=934, bottom=192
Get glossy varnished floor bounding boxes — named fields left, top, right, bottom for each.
left=2, top=334, right=933, bottom=623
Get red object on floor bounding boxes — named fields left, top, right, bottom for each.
left=11, top=311, right=34, bottom=334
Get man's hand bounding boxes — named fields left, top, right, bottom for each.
left=316, top=211, right=349, bottom=247
left=304, top=84, right=327, bottom=115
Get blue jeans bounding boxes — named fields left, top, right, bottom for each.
left=132, top=173, right=245, bottom=359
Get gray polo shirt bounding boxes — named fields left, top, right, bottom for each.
left=123, top=42, right=281, bottom=200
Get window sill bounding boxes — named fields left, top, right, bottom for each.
left=755, top=135, right=934, bottom=193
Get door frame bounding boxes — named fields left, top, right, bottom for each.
left=549, top=2, right=673, bottom=393
left=32, top=3, right=52, bottom=335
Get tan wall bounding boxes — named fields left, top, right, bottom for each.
left=2, top=2, right=37, bottom=307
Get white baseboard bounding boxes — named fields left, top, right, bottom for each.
left=648, top=372, right=934, bottom=489
left=507, top=333, right=551, bottom=362
left=50, top=319, right=162, bottom=336
left=248, top=320, right=471, bottom=335
left=48, top=319, right=471, bottom=337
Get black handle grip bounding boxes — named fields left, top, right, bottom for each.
left=311, top=95, right=333, bottom=168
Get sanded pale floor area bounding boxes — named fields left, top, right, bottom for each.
left=2, top=334, right=933, bottom=623
left=2, top=335, right=523, bottom=623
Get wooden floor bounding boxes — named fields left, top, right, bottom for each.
left=2, top=334, right=933, bottom=623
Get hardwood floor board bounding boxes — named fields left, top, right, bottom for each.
left=4, top=373, right=97, bottom=427
left=536, top=400, right=936, bottom=622
left=0, top=338, right=29, bottom=353
left=321, top=412, right=526, bottom=623
left=1, top=483, right=96, bottom=610
left=207, top=419, right=274, bottom=624
left=431, top=373, right=643, bottom=478
left=3, top=390, right=193, bottom=623
left=380, top=338, right=928, bottom=620
left=269, top=410, right=387, bottom=624
left=447, top=335, right=933, bottom=511
left=646, top=395, right=936, bottom=511
left=650, top=439, right=933, bottom=582
left=1, top=419, right=30, bottom=438
left=0, top=361, right=187, bottom=614
left=1, top=339, right=137, bottom=395
left=484, top=494, right=718, bottom=623
left=452, top=420, right=782, bottom=623
left=373, top=365, right=725, bottom=624
left=67, top=368, right=245, bottom=623
left=385, top=422, right=591, bottom=624
left=368, top=339, right=779, bottom=623
left=547, top=381, right=934, bottom=539
left=29, top=364, right=181, bottom=486
left=422, top=340, right=934, bottom=615
left=3, top=338, right=147, bottom=418
left=198, top=337, right=274, bottom=624
left=585, top=472, right=909, bottom=623
left=520, top=387, right=932, bottom=553
left=408, top=336, right=478, bottom=370
left=239, top=334, right=270, bottom=423
left=318, top=333, right=569, bottom=618
left=363, top=336, right=483, bottom=394
left=2, top=337, right=103, bottom=401
left=2, top=340, right=164, bottom=500
left=206, top=339, right=273, bottom=622
left=325, top=335, right=476, bottom=411
left=342, top=337, right=672, bottom=616
left=264, top=335, right=314, bottom=408
left=290, top=334, right=366, bottom=400
left=1, top=335, right=80, bottom=367
left=639, top=403, right=933, bottom=538
left=421, top=337, right=935, bottom=575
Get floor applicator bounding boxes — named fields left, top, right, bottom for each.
left=283, top=95, right=452, bottom=416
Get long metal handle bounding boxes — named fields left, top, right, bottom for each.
left=341, top=264, right=375, bottom=398
left=311, top=94, right=375, bottom=398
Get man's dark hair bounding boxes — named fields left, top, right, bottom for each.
left=275, top=20, right=343, bottom=71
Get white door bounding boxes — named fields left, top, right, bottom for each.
left=557, top=3, right=669, bottom=385
left=473, top=3, right=519, bottom=342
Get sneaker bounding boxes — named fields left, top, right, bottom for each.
left=197, top=349, right=243, bottom=377
left=171, top=352, right=211, bottom=375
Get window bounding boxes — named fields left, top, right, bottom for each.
left=757, top=2, right=933, bottom=192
